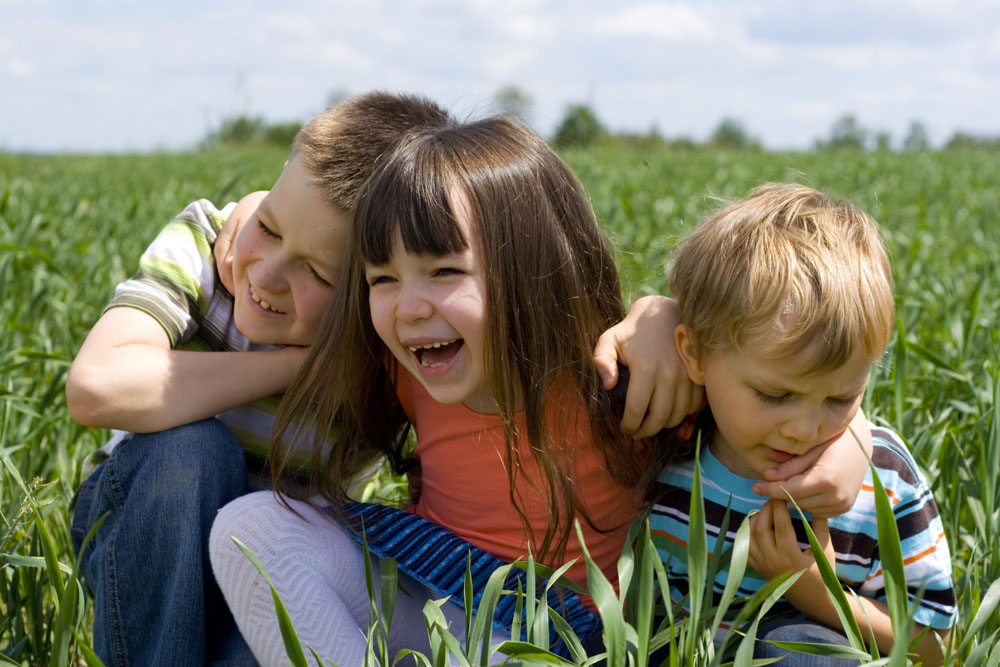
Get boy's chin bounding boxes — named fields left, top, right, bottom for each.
left=233, top=310, right=282, bottom=346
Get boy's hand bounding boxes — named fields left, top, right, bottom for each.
left=748, top=499, right=837, bottom=620
left=215, top=191, right=269, bottom=293
left=593, top=295, right=703, bottom=437
left=752, top=409, right=873, bottom=518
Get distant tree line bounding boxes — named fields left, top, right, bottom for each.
left=202, top=85, right=999, bottom=152
left=202, top=116, right=303, bottom=149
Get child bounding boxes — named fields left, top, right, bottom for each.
left=66, top=91, right=455, bottom=666
left=208, top=122, right=878, bottom=665
left=651, top=184, right=957, bottom=665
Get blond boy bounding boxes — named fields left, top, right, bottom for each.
left=652, top=184, right=956, bottom=665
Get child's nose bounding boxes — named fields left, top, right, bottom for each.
left=254, top=255, right=290, bottom=291
left=395, top=283, right=433, bottom=322
left=779, top=409, right=822, bottom=445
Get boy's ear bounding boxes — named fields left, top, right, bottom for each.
left=674, top=324, right=706, bottom=385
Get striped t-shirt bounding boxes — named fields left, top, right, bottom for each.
left=650, top=423, right=957, bottom=631
left=94, top=199, right=335, bottom=490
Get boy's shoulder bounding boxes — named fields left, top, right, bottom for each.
left=173, top=198, right=236, bottom=238
left=866, top=423, right=930, bottom=494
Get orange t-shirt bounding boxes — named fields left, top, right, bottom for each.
left=396, top=368, right=643, bottom=610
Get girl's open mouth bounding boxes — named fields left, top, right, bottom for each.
left=409, top=339, right=464, bottom=368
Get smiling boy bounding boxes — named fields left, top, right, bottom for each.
left=651, top=184, right=956, bottom=665
left=66, top=92, right=454, bottom=666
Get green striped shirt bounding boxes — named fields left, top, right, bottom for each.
left=97, top=199, right=337, bottom=490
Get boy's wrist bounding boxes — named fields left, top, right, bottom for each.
left=784, top=569, right=840, bottom=624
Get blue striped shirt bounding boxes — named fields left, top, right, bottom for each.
left=650, top=423, right=956, bottom=630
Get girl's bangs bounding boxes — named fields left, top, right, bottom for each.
left=357, top=157, right=469, bottom=265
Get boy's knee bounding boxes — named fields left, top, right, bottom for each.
left=114, top=419, right=247, bottom=493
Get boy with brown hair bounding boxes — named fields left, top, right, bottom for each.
left=652, top=183, right=956, bottom=665
left=67, top=91, right=454, bottom=666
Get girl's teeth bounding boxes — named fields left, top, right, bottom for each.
left=408, top=340, right=456, bottom=352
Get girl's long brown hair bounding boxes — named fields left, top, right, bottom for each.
left=273, top=116, right=653, bottom=561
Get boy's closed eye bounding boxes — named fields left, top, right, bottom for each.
left=308, top=266, right=334, bottom=288
left=752, top=388, right=862, bottom=408
left=257, top=219, right=280, bottom=239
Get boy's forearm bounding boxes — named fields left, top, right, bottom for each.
left=67, top=347, right=302, bottom=432
left=786, top=582, right=944, bottom=665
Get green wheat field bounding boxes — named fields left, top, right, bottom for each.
left=1, top=146, right=998, bottom=665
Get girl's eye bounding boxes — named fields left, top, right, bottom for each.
left=367, top=274, right=394, bottom=287
left=434, top=267, right=463, bottom=277
left=754, top=389, right=789, bottom=404
left=257, top=220, right=280, bottom=239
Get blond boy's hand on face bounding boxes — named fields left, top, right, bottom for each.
left=748, top=499, right=837, bottom=621
left=752, top=408, right=874, bottom=518
left=215, top=190, right=269, bottom=294
left=592, top=295, right=704, bottom=438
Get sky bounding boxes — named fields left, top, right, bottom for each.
left=3, top=0, right=998, bottom=153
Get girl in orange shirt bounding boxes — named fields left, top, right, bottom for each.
left=209, top=115, right=871, bottom=666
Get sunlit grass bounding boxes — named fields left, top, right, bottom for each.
left=1, top=146, right=997, bottom=663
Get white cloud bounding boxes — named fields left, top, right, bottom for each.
left=6, top=57, right=34, bottom=76
left=598, top=3, right=716, bottom=41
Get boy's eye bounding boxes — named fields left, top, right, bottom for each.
left=827, top=394, right=861, bottom=408
left=754, top=389, right=789, bottom=404
left=257, top=220, right=280, bottom=239
left=308, top=266, right=333, bottom=289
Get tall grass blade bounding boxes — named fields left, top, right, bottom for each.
left=2, top=456, right=65, bottom=601
left=379, top=555, right=398, bottom=645
left=893, top=321, right=907, bottom=433
left=463, top=553, right=473, bottom=650
left=957, top=577, right=1000, bottom=654
left=633, top=521, right=655, bottom=667
left=468, top=562, right=513, bottom=664
left=574, top=521, right=626, bottom=666
left=230, top=537, right=308, bottom=667
left=866, top=461, right=914, bottom=663
left=732, top=570, right=803, bottom=666
left=51, top=513, right=108, bottom=667
left=708, top=508, right=746, bottom=645
left=784, top=495, right=866, bottom=654
left=683, top=441, right=708, bottom=662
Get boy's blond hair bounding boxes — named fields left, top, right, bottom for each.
left=293, top=91, right=451, bottom=211
left=670, top=183, right=894, bottom=371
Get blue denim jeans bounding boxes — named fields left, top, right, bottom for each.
left=71, top=419, right=258, bottom=667
left=754, top=618, right=859, bottom=665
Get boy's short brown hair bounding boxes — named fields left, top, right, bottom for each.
left=293, top=91, right=451, bottom=212
left=670, top=183, right=894, bottom=371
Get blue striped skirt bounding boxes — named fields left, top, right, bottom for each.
left=338, top=502, right=602, bottom=657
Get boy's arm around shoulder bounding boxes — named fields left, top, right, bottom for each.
left=66, top=306, right=306, bottom=433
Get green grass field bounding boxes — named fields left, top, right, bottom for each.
left=1, top=146, right=998, bottom=664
